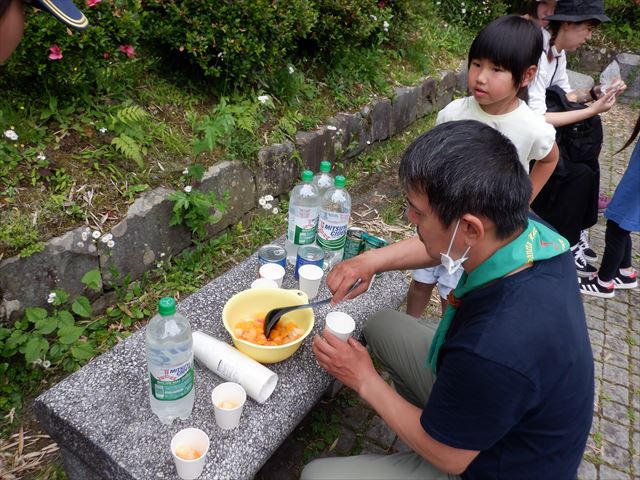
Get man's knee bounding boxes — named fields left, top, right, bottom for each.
left=364, top=308, right=399, bottom=345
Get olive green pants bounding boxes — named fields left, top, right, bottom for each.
left=300, top=309, right=461, bottom=480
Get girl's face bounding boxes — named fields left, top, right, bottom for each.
left=0, top=0, right=24, bottom=63
left=536, top=1, right=556, bottom=28
left=467, top=59, right=521, bottom=115
left=558, top=22, right=595, bottom=52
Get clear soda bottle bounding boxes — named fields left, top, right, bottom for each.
left=285, top=170, right=321, bottom=264
left=146, top=297, right=194, bottom=424
left=316, top=175, right=351, bottom=269
left=312, top=160, right=335, bottom=198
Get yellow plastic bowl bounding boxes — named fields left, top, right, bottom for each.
left=222, top=288, right=314, bottom=363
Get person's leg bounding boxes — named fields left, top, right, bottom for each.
left=598, top=219, right=629, bottom=281
left=406, top=279, right=436, bottom=318
left=301, top=451, right=460, bottom=480
left=614, top=232, right=638, bottom=289
left=364, top=309, right=437, bottom=407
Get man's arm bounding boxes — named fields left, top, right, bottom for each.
left=313, top=333, right=480, bottom=474
left=326, top=235, right=439, bottom=303
left=529, top=143, right=559, bottom=202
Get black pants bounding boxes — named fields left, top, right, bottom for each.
left=599, top=219, right=632, bottom=281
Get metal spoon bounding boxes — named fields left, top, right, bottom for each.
left=263, top=278, right=362, bottom=338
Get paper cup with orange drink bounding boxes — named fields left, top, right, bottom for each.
left=170, top=428, right=209, bottom=479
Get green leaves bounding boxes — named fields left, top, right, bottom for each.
left=57, top=325, right=85, bottom=345
left=21, top=337, right=49, bottom=364
left=72, top=296, right=93, bottom=318
left=169, top=189, right=227, bottom=239
left=81, top=269, right=103, bottom=293
left=71, top=343, right=96, bottom=361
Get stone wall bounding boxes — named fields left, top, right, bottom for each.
left=0, top=69, right=461, bottom=324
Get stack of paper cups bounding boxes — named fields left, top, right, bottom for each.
left=192, top=331, right=278, bottom=403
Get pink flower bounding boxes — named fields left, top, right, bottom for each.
left=118, top=44, right=136, bottom=58
left=86, top=0, right=101, bottom=7
left=48, top=45, right=63, bottom=60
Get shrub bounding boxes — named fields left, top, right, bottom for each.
left=435, top=0, right=509, bottom=31
left=0, top=0, right=142, bottom=97
left=141, top=0, right=317, bottom=88
left=601, top=0, right=640, bottom=49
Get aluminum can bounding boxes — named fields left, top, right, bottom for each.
left=294, top=244, right=325, bottom=279
left=343, top=227, right=366, bottom=260
left=258, top=244, right=287, bottom=269
left=362, top=233, right=388, bottom=252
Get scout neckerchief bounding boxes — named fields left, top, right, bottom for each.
left=427, top=219, right=569, bottom=375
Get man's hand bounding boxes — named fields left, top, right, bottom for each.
left=312, top=331, right=379, bottom=395
left=326, top=254, right=376, bottom=304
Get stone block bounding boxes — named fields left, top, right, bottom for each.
left=366, top=98, right=392, bottom=142
left=416, top=77, right=437, bottom=119
left=390, top=86, right=419, bottom=136
left=615, top=54, right=640, bottom=104
left=329, top=112, right=370, bottom=161
left=456, top=60, right=468, bottom=94
left=295, top=128, right=335, bottom=172
left=255, top=142, right=298, bottom=198
left=100, top=187, right=192, bottom=285
left=435, top=70, right=456, bottom=110
left=0, top=227, right=100, bottom=324
left=199, top=161, right=256, bottom=237
left=577, top=459, right=597, bottom=480
left=365, top=416, right=396, bottom=449
left=567, top=69, right=595, bottom=91
left=342, top=404, right=372, bottom=431
left=333, top=427, right=356, bottom=455
left=601, top=441, right=631, bottom=472
left=359, top=440, right=388, bottom=455
left=599, top=465, right=632, bottom=480
left=567, top=47, right=615, bottom=75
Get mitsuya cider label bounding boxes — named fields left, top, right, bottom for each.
left=149, top=358, right=194, bottom=401
left=316, top=211, right=349, bottom=251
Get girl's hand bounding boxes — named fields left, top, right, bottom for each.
left=590, top=88, right=617, bottom=114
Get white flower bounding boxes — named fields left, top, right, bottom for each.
left=42, top=360, right=51, bottom=369
left=370, top=14, right=377, bottom=20
left=160, top=252, right=166, bottom=258
left=258, top=95, right=270, bottom=104
left=77, top=241, right=85, bottom=248
left=184, top=186, right=192, bottom=193
left=91, top=230, right=101, bottom=239
left=107, top=240, right=115, bottom=248
left=81, top=231, right=88, bottom=241
left=264, top=194, right=274, bottom=201
left=272, top=207, right=279, bottom=214
left=4, top=129, right=18, bottom=141
left=47, top=292, right=57, bottom=303
left=217, top=51, right=225, bottom=58
left=182, top=168, right=189, bottom=175
left=366, top=140, right=371, bottom=145
left=265, top=203, right=273, bottom=209
left=100, top=233, right=113, bottom=243
left=327, top=125, right=337, bottom=131
left=33, top=358, right=43, bottom=365
left=37, top=153, right=46, bottom=161
left=99, top=127, right=107, bottom=134
left=157, top=262, right=163, bottom=268
left=461, top=8, right=466, bottom=14
left=383, top=20, right=389, bottom=32
left=259, top=197, right=267, bottom=206
left=288, top=65, right=295, bottom=74
left=84, top=227, right=91, bottom=233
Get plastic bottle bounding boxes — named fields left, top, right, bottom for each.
left=146, top=297, right=194, bottom=424
left=285, top=170, right=321, bottom=263
left=316, top=175, right=351, bottom=269
left=312, top=160, right=335, bottom=198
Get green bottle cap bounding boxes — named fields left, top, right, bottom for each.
left=158, top=297, right=176, bottom=316
left=302, top=170, right=313, bottom=182
left=335, top=175, right=346, bottom=188
left=319, top=160, right=331, bottom=173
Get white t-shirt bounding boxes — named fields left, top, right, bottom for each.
left=528, top=28, right=572, bottom=115
left=436, top=96, right=556, bottom=172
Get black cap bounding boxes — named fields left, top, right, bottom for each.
left=32, top=0, right=89, bottom=30
left=545, top=0, right=610, bottom=23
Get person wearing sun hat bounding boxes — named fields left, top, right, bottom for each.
left=0, top=0, right=88, bottom=63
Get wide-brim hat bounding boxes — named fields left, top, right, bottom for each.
left=31, top=0, right=89, bottom=30
left=544, top=0, right=610, bottom=23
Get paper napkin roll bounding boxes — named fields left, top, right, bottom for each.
left=192, top=331, right=278, bottom=404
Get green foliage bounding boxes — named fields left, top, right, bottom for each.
left=108, top=104, right=151, bottom=169
left=436, top=0, right=509, bottom=31
left=0, top=212, right=44, bottom=258
left=601, top=0, right=640, bottom=49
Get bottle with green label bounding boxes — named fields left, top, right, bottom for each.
left=285, top=170, right=321, bottom=264
left=316, top=175, right=351, bottom=269
left=145, top=297, right=194, bottom=424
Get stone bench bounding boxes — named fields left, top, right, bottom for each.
left=34, top=245, right=408, bottom=480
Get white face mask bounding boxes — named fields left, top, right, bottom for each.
left=440, top=219, right=471, bottom=275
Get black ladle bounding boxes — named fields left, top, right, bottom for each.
left=263, top=278, right=362, bottom=338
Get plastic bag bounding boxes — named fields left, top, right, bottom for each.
left=600, top=61, right=621, bottom=94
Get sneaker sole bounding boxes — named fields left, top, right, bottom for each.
left=579, top=288, right=615, bottom=299
left=614, top=280, right=638, bottom=290
left=577, top=270, right=597, bottom=278
left=583, top=255, right=598, bottom=265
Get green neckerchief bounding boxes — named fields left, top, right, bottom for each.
left=427, top=219, right=569, bottom=375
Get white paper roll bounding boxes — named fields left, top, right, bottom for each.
left=192, top=331, right=278, bottom=404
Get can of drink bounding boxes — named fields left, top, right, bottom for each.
left=258, top=244, right=287, bottom=269
left=362, top=233, right=388, bottom=252
left=295, top=245, right=325, bottom=279
left=343, top=227, right=366, bottom=260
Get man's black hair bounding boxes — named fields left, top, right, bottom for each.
left=468, top=14, right=542, bottom=87
left=399, top=120, right=531, bottom=240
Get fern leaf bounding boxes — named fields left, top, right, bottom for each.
left=111, top=134, right=144, bottom=169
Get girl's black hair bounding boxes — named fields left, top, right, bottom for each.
left=526, top=0, right=541, bottom=19
left=468, top=14, right=543, bottom=88
left=617, top=113, right=640, bottom=153
left=0, top=0, right=12, bottom=18
left=546, top=19, right=601, bottom=61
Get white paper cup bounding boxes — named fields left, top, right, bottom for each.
left=325, top=311, right=355, bottom=342
left=298, top=264, right=324, bottom=300
left=251, top=277, right=279, bottom=289
left=259, top=263, right=285, bottom=288
left=170, top=428, right=210, bottom=480
left=211, top=382, right=247, bottom=430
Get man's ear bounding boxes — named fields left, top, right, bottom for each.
left=460, top=214, right=484, bottom=247
left=520, top=65, right=538, bottom=88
